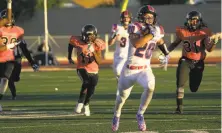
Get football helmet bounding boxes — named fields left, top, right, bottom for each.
left=0, top=9, right=15, bottom=26
left=81, top=24, right=97, bottom=43
left=185, top=11, right=203, bottom=31
left=137, top=5, right=157, bottom=25
left=120, top=10, right=132, bottom=25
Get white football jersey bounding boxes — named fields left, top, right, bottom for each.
left=126, top=22, right=165, bottom=66
left=111, top=24, right=129, bottom=59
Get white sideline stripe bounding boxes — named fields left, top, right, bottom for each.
left=0, top=119, right=186, bottom=129
left=0, top=113, right=84, bottom=119
left=121, top=131, right=158, bottom=133
left=167, top=129, right=221, bottom=132
left=0, top=110, right=188, bottom=122
left=0, top=122, right=109, bottom=129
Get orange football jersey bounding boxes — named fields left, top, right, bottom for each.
left=0, top=26, right=24, bottom=62
left=69, top=36, right=106, bottom=73
left=176, top=26, right=212, bottom=60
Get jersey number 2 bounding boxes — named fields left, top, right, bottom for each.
left=134, top=43, right=155, bottom=59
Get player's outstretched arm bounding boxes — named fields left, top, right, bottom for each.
left=168, top=36, right=181, bottom=52
left=19, top=40, right=35, bottom=65
left=157, top=38, right=170, bottom=71
left=157, top=38, right=169, bottom=56
left=108, top=32, right=118, bottom=46
left=68, top=43, right=75, bottom=64
left=204, top=32, right=221, bottom=52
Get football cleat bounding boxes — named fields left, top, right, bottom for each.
left=112, top=116, right=120, bottom=131
left=75, top=103, right=83, bottom=114
left=12, top=96, right=16, bottom=100
left=175, top=105, right=183, bottom=114
left=136, top=114, right=147, bottom=131
left=84, top=105, right=90, bottom=116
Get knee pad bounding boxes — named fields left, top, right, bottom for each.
left=177, top=87, right=184, bottom=99
left=0, top=78, right=9, bottom=95
left=148, top=81, right=155, bottom=92
left=116, top=94, right=126, bottom=104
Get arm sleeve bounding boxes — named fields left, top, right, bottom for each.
left=168, top=28, right=182, bottom=52
left=19, top=40, right=35, bottom=65
left=68, top=43, right=74, bottom=59
left=69, top=36, right=81, bottom=48
left=158, top=43, right=169, bottom=55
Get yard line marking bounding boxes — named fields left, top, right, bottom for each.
left=167, top=129, right=221, bottom=132
left=201, top=117, right=217, bottom=120
left=202, top=89, right=220, bottom=91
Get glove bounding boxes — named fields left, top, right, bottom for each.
left=68, top=58, right=75, bottom=64
left=7, top=41, right=21, bottom=49
left=32, top=64, right=39, bottom=72
left=210, top=32, right=222, bottom=44
left=158, top=54, right=170, bottom=71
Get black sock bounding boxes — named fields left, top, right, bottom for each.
left=78, top=88, right=87, bottom=103
left=84, top=87, right=95, bottom=105
left=9, top=81, right=16, bottom=98
left=176, top=98, right=183, bottom=107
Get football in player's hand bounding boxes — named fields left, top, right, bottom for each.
left=94, top=38, right=106, bottom=50
left=141, top=27, right=150, bottom=36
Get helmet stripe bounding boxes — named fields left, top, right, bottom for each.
left=147, top=5, right=155, bottom=12
left=124, top=10, right=128, bottom=16
left=134, top=22, right=142, bottom=31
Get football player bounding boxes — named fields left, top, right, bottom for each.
left=68, top=24, right=106, bottom=116
left=112, top=5, right=169, bottom=132
left=108, top=10, right=132, bottom=95
left=0, top=9, right=39, bottom=111
left=167, top=11, right=220, bottom=114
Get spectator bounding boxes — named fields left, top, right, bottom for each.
left=37, top=40, right=52, bottom=52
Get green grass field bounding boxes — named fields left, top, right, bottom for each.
left=0, top=66, right=221, bottom=133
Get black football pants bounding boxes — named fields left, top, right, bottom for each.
left=77, top=69, right=98, bottom=105
left=176, top=57, right=205, bottom=95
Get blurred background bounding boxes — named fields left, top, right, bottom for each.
left=0, top=0, right=221, bottom=66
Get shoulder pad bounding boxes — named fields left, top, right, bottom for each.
left=111, top=24, right=118, bottom=33
left=175, top=26, right=185, bottom=38
left=14, top=26, right=24, bottom=38
left=69, top=36, right=82, bottom=46
left=158, top=25, right=165, bottom=35
left=202, top=27, right=213, bottom=36
left=133, top=22, right=142, bottom=31
left=128, top=22, right=142, bottom=34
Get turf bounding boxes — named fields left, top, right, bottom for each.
left=0, top=66, right=221, bottom=133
